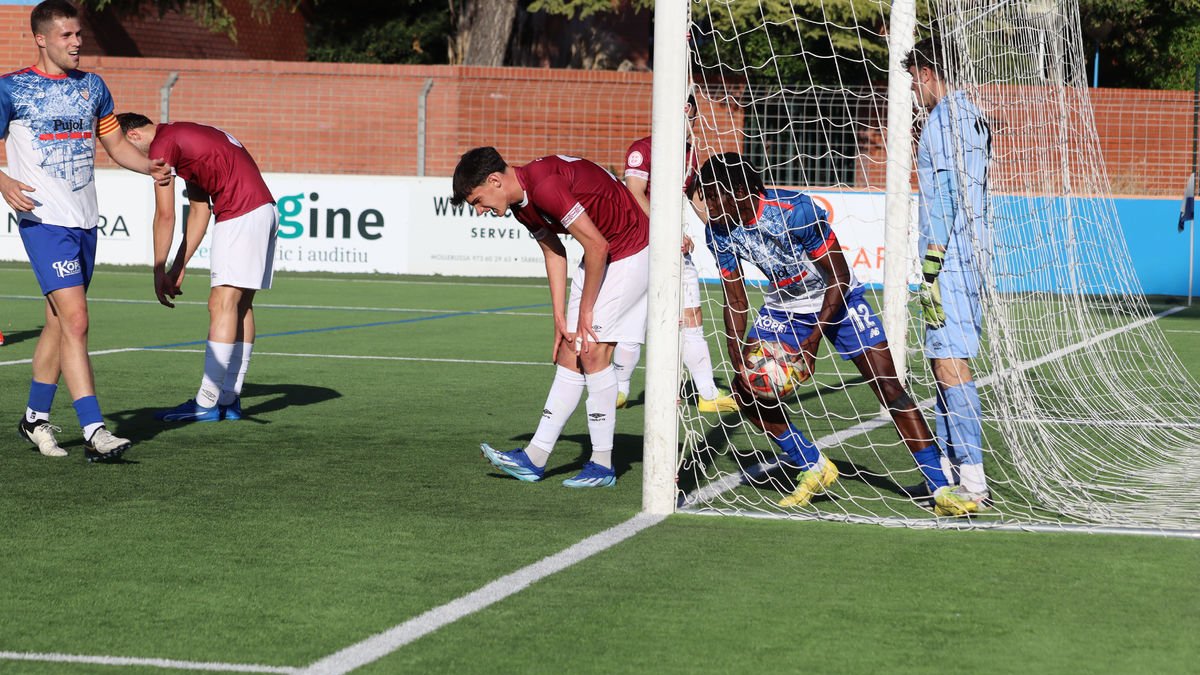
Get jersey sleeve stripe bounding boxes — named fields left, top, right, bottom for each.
left=561, top=202, right=585, bottom=228
left=96, top=113, right=119, bottom=137
left=809, top=231, right=838, bottom=259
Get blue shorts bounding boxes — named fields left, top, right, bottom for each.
left=748, top=289, right=887, bottom=360
left=924, top=267, right=982, bottom=360
left=19, top=220, right=96, bottom=295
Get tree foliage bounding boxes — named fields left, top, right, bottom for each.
left=307, top=0, right=450, bottom=64
left=78, top=0, right=297, bottom=41
left=690, top=0, right=893, bottom=87
left=1078, top=0, right=1200, bottom=89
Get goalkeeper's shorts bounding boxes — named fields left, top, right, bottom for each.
left=924, top=267, right=983, bottom=360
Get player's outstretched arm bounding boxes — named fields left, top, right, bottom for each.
left=717, top=266, right=752, bottom=379
left=536, top=232, right=570, bottom=360
left=100, top=130, right=170, bottom=184
left=175, top=182, right=214, bottom=272
left=563, top=212, right=610, bottom=353
left=151, top=179, right=179, bottom=307
left=624, top=174, right=651, bottom=216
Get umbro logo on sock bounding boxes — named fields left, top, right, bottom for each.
left=588, top=412, right=606, bottom=421
left=541, top=408, right=553, bottom=418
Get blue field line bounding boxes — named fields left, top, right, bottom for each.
left=141, top=302, right=550, bottom=349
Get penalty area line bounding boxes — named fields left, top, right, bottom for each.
left=0, top=651, right=297, bottom=673
left=298, top=513, right=666, bottom=675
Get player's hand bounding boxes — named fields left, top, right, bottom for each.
left=681, top=234, right=695, bottom=255
left=918, top=279, right=945, bottom=328
left=552, top=315, right=571, bottom=361
left=0, top=174, right=36, bottom=212
left=154, top=266, right=179, bottom=308
left=149, top=158, right=172, bottom=186
left=792, top=341, right=817, bottom=384
left=918, top=247, right=946, bottom=329
left=574, top=309, right=598, bottom=355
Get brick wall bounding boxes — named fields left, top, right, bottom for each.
left=0, top=5, right=1191, bottom=196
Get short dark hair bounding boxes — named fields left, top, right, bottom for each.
left=902, top=36, right=947, bottom=80
left=694, top=152, right=764, bottom=199
left=116, top=112, right=154, bottom=134
left=31, top=0, right=78, bottom=36
left=451, top=146, right=507, bottom=206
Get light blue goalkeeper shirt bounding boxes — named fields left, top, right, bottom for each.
left=916, top=89, right=991, bottom=272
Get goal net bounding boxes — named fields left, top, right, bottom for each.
left=670, top=0, right=1200, bottom=534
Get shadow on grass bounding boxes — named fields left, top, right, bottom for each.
left=105, top=381, right=342, bottom=445
left=0, top=327, right=43, bottom=349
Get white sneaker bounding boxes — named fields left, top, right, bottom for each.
left=18, top=419, right=68, bottom=457
left=84, top=427, right=131, bottom=463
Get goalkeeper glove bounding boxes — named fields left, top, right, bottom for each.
left=919, top=249, right=946, bottom=329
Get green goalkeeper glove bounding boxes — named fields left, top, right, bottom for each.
left=919, top=249, right=946, bottom=329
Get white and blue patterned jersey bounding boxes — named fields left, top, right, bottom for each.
left=916, top=89, right=991, bottom=271
left=706, top=188, right=859, bottom=314
left=0, top=67, right=117, bottom=230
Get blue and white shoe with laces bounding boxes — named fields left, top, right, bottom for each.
left=562, top=461, right=616, bottom=488
left=480, top=443, right=545, bottom=482
left=155, top=399, right=221, bottom=422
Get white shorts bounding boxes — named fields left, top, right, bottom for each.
left=567, top=246, right=649, bottom=344
left=682, top=254, right=700, bottom=309
left=210, top=203, right=278, bottom=290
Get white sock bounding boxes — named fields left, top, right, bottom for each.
left=941, top=454, right=957, bottom=486
left=529, top=365, right=587, bottom=463
left=612, top=342, right=640, bottom=396
left=584, top=365, right=618, bottom=468
left=681, top=326, right=720, bottom=400
left=25, top=408, right=50, bottom=423
left=83, top=422, right=104, bottom=441
left=218, top=342, right=253, bottom=406
left=197, top=341, right=235, bottom=408
left=959, top=462, right=988, bottom=494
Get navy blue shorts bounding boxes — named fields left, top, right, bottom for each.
left=19, top=220, right=96, bottom=295
left=747, top=289, right=887, bottom=360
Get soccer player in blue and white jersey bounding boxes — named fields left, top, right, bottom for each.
left=0, top=0, right=169, bottom=461
left=695, top=152, right=977, bottom=515
left=904, top=36, right=992, bottom=512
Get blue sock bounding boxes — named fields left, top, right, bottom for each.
left=72, top=395, right=103, bottom=429
left=772, top=424, right=821, bottom=469
left=914, top=444, right=949, bottom=490
left=27, top=380, right=58, bottom=422
left=944, top=382, right=984, bottom=465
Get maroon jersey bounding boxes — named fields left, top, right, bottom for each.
left=622, top=135, right=700, bottom=200
left=150, top=122, right=274, bottom=222
left=513, top=155, right=648, bottom=262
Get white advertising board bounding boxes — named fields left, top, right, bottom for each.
left=1, top=172, right=895, bottom=285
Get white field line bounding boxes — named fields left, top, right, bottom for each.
left=0, top=347, right=554, bottom=369
left=0, top=651, right=297, bottom=673
left=299, top=513, right=666, bottom=675
left=0, top=347, right=143, bottom=367
left=680, top=306, right=1188, bottom=509
left=0, top=294, right=549, bottom=317
left=151, top=348, right=553, bottom=368
left=0, top=267, right=544, bottom=289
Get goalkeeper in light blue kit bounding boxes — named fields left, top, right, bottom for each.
left=904, top=36, right=992, bottom=510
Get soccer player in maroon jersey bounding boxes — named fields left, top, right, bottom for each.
left=616, top=94, right=737, bottom=413
left=118, top=113, right=278, bottom=423
left=452, top=147, right=649, bottom=488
